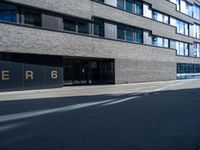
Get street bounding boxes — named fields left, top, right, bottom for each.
left=0, top=80, right=200, bottom=150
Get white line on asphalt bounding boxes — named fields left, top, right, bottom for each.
left=152, top=80, right=190, bottom=92
left=102, top=96, right=140, bottom=106
left=0, top=99, right=115, bottom=123
left=0, top=122, right=27, bottom=132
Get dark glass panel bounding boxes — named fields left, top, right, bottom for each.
left=94, top=18, right=104, bottom=37
left=117, top=24, right=125, bottom=40
left=117, top=0, right=125, bottom=10
left=126, top=0, right=133, bottom=12
left=64, top=19, right=76, bottom=32
left=134, top=28, right=143, bottom=43
left=0, top=2, right=17, bottom=22
left=126, top=27, right=133, bottom=42
left=24, top=10, right=41, bottom=26
left=135, top=0, right=143, bottom=15
left=78, top=22, right=89, bottom=34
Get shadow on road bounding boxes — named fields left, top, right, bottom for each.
left=0, top=88, right=200, bottom=150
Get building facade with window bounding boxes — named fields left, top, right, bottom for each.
left=0, top=0, right=200, bottom=91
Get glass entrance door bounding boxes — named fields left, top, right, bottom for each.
left=73, top=61, right=88, bottom=85
left=63, top=59, right=88, bottom=85
left=63, top=58, right=114, bottom=85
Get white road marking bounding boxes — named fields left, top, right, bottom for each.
left=150, top=80, right=193, bottom=92
left=0, top=122, right=27, bottom=132
left=0, top=99, right=115, bottom=123
left=102, top=96, right=140, bottom=106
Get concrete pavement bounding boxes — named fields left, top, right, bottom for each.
left=0, top=79, right=199, bottom=101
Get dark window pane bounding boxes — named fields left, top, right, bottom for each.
left=134, top=28, right=143, bottom=43
left=0, top=2, right=17, bottom=22
left=117, top=0, right=124, bottom=10
left=126, top=27, right=133, bottom=42
left=94, top=19, right=104, bottom=37
left=117, top=25, right=125, bottom=40
left=64, top=19, right=76, bottom=32
left=24, top=10, right=41, bottom=26
left=78, top=22, right=89, bottom=34
left=188, top=64, right=193, bottom=73
left=126, top=0, right=133, bottom=12
left=135, top=0, right=142, bottom=15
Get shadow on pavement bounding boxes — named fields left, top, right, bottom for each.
left=0, top=88, right=200, bottom=150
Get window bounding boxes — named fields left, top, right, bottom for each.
left=78, top=22, right=89, bottom=34
left=143, top=3, right=152, bottom=18
left=193, top=43, right=200, bottom=57
left=0, top=2, right=17, bottom=22
left=117, top=0, right=142, bottom=15
left=63, top=19, right=90, bottom=35
left=176, top=0, right=180, bottom=11
left=117, top=0, right=125, bottom=10
left=193, top=24, right=200, bottom=39
left=180, top=0, right=193, bottom=17
left=176, top=19, right=189, bottom=36
left=117, top=24, right=126, bottom=40
left=126, top=0, right=133, bottom=13
left=170, top=0, right=200, bottom=21
left=176, top=41, right=189, bottom=56
left=126, top=27, right=133, bottom=42
left=117, top=24, right=143, bottom=43
left=177, top=63, right=200, bottom=74
left=186, top=2, right=193, bottom=17
left=23, top=10, right=41, bottom=26
left=64, top=19, right=76, bottom=32
left=152, top=36, right=169, bottom=48
left=134, top=28, right=143, bottom=43
left=94, top=18, right=104, bottom=37
left=194, top=64, right=200, bottom=73
left=194, top=5, right=200, bottom=20
left=152, top=11, right=169, bottom=24
left=135, top=0, right=142, bottom=15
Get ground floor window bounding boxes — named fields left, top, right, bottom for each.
left=177, top=63, right=200, bottom=79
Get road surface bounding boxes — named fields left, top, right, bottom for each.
left=0, top=79, right=200, bottom=150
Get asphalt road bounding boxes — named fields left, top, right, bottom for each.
left=1, top=80, right=200, bottom=150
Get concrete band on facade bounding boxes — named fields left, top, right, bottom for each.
left=0, top=0, right=200, bottom=91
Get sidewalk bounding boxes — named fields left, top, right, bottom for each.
left=0, top=79, right=199, bottom=101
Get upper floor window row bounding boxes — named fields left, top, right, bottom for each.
left=0, top=1, right=144, bottom=44
left=0, top=2, right=42, bottom=27
left=169, top=0, right=200, bottom=20
left=93, top=18, right=143, bottom=44
left=0, top=2, right=90, bottom=34
left=95, top=0, right=143, bottom=15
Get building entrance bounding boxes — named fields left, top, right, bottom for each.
left=63, top=58, right=114, bottom=85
